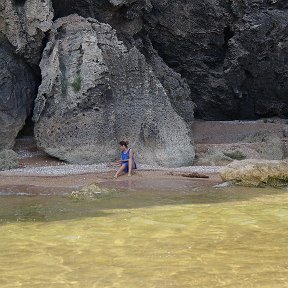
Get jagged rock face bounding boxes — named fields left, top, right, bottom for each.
left=224, top=9, right=288, bottom=119
left=53, top=0, right=151, bottom=40
left=33, top=15, right=195, bottom=167
left=145, top=0, right=288, bottom=119
left=0, top=0, right=53, bottom=148
left=51, top=0, right=288, bottom=120
left=136, top=37, right=194, bottom=124
left=0, top=36, right=37, bottom=149
left=0, top=0, right=54, bottom=66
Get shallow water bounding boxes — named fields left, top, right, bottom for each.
left=1, top=185, right=288, bottom=288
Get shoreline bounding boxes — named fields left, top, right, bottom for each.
left=4, top=118, right=286, bottom=196
left=0, top=163, right=223, bottom=196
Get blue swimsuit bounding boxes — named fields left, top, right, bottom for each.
left=121, top=148, right=137, bottom=173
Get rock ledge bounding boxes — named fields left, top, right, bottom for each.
left=220, top=159, right=288, bottom=187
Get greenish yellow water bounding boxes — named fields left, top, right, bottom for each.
left=1, top=186, right=288, bottom=287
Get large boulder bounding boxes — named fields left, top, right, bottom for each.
left=0, top=36, right=38, bottom=149
left=220, top=159, right=288, bottom=187
left=33, top=15, right=195, bottom=167
left=0, top=0, right=54, bottom=66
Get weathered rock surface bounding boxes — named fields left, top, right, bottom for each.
left=0, top=0, right=54, bottom=66
left=145, top=0, right=288, bottom=119
left=53, top=0, right=151, bottom=41
left=0, top=149, right=19, bottom=171
left=0, top=35, right=38, bottom=149
left=196, top=133, right=285, bottom=166
left=51, top=0, right=288, bottom=120
left=33, top=15, right=195, bottom=167
left=220, top=159, right=288, bottom=187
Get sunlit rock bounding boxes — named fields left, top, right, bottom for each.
left=220, top=159, right=288, bottom=187
left=33, top=15, right=195, bottom=167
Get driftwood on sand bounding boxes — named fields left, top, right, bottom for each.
left=167, top=172, right=209, bottom=178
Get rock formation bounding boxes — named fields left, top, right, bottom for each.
left=0, top=0, right=54, bottom=66
left=144, top=0, right=288, bottom=119
left=51, top=0, right=288, bottom=120
left=0, top=0, right=288, bottom=165
left=33, top=15, right=195, bottom=166
left=220, top=159, right=288, bottom=187
left=52, top=0, right=151, bottom=41
left=0, top=0, right=53, bottom=150
left=0, top=35, right=37, bottom=149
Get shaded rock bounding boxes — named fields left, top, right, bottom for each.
left=136, top=37, right=194, bottom=124
left=196, top=148, right=234, bottom=166
left=144, top=1, right=288, bottom=119
left=220, top=159, right=288, bottom=187
left=53, top=0, right=151, bottom=41
left=0, top=0, right=54, bottom=66
left=195, top=144, right=261, bottom=166
left=0, top=149, right=19, bottom=171
left=223, top=9, right=288, bottom=119
left=257, top=135, right=284, bottom=160
left=283, top=126, right=288, bottom=138
left=33, top=15, right=195, bottom=167
left=0, top=36, right=38, bottom=149
left=196, top=133, right=285, bottom=166
left=244, top=133, right=284, bottom=160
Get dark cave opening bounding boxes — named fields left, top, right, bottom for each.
left=17, top=113, right=34, bottom=138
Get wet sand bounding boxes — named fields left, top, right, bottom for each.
left=0, top=169, right=222, bottom=195
left=0, top=136, right=224, bottom=195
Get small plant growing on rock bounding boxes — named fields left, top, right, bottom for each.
left=70, top=75, right=82, bottom=92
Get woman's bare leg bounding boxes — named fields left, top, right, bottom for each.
left=114, top=165, right=126, bottom=179
left=128, top=158, right=133, bottom=176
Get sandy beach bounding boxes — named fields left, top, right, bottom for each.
left=3, top=119, right=287, bottom=195
left=0, top=137, right=222, bottom=195
left=0, top=163, right=222, bottom=195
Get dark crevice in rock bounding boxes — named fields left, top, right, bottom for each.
left=17, top=113, right=34, bottom=137
left=52, top=0, right=112, bottom=21
left=41, top=31, right=50, bottom=56
left=13, top=0, right=26, bottom=7
left=223, top=26, right=234, bottom=51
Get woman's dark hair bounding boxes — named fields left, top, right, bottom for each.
left=119, top=141, right=129, bottom=147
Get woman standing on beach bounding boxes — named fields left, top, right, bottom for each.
left=112, top=141, right=137, bottom=178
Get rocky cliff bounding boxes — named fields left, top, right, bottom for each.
left=52, top=0, right=288, bottom=120
left=33, top=15, right=194, bottom=166
left=0, top=0, right=287, bottom=165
